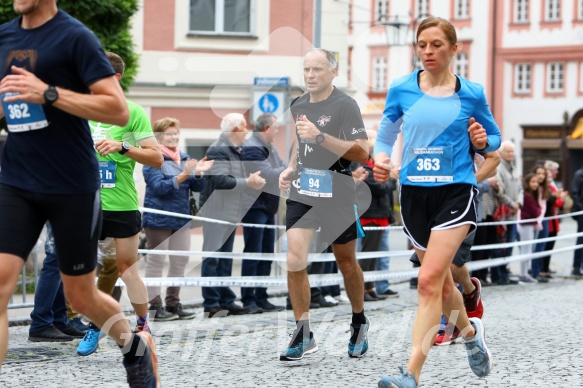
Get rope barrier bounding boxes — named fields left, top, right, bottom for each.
left=122, top=243, right=583, bottom=288
left=139, top=207, right=583, bottom=231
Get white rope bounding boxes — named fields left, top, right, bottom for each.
left=140, top=207, right=583, bottom=231
left=123, top=243, right=583, bottom=288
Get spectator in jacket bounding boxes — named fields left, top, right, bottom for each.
left=240, top=113, right=286, bottom=313
left=353, top=129, right=397, bottom=301
left=529, top=164, right=550, bottom=283
left=570, top=164, right=583, bottom=277
left=539, top=161, right=565, bottom=278
left=142, top=117, right=213, bottom=320
left=491, top=141, right=523, bottom=285
left=199, top=113, right=266, bottom=317
left=516, top=173, right=541, bottom=284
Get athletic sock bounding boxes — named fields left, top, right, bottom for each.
left=136, top=314, right=149, bottom=329
left=88, top=322, right=101, bottom=331
left=352, top=309, right=366, bottom=325
left=464, top=286, right=478, bottom=298
left=295, top=319, right=310, bottom=338
left=120, top=334, right=144, bottom=365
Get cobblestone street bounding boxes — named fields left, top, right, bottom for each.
left=2, top=220, right=583, bottom=387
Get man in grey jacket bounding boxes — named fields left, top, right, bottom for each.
left=490, top=141, right=523, bottom=285
left=240, top=113, right=287, bottom=313
left=199, top=113, right=266, bottom=317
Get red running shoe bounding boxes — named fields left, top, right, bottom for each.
left=433, top=323, right=462, bottom=346
left=464, top=277, right=484, bottom=319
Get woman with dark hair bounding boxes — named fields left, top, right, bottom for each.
left=517, top=172, right=542, bottom=284
left=529, top=164, right=551, bottom=282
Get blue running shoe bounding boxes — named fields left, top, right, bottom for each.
left=124, top=332, right=159, bottom=388
left=378, top=367, right=418, bottom=388
left=279, top=329, right=318, bottom=361
left=76, top=328, right=103, bottom=356
left=463, top=317, right=493, bottom=377
left=348, top=317, right=370, bottom=357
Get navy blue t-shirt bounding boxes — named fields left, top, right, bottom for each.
left=0, top=10, right=115, bottom=194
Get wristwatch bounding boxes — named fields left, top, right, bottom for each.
left=119, top=141, right=131, bottom=155
left=43, top=86, right=59, bottom=106
left=316, top=132, right=325, bottom=144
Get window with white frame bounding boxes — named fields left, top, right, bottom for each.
left=373, top=56, right=387, bottom=91
left=514, top=0, right=529, bottom=23
left=514, top=63, right=531, bottom=94
left=375, top=0, right=389, bottom=23
left=189, top=0, right=253, bottom=35
left=455, top=0, right=469, bottom=19
left=579, top=0, right=583, bottom=20
left=455, top=52, right=468, bottom=78
left=547, top=62, right=564, bottom=93
left=545, top=0, right=560, bottom=21
left=413, top=55, right=424, bottom=71
left=415, top=0, right=429, bottom=18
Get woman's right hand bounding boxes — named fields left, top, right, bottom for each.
left=373, top=156, right=391, bottom=183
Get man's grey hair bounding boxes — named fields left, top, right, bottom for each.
left=220, top=113, right=245, bottom=132
left=545, top=160, right=560, bottom=170
left=500, top=140, right=514, bottom=151
left=307, top=48, right=338, bottom=71
left=254, top=113, right=276, bottom=132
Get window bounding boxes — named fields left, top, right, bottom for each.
left=413, top=55, right=424, bottom=71
left=375, top=0, right=389, bottom=23
left=514, top=63, right=531, bottom=94
left=547, top=62, right=564, bottom=93
left=579, top=0, right=583, bottom=20
left=514, top=0, right=529, bottom=23
left=544, top=0, right=560, bottom=21
left=455, top=0, right=469, bottom=19
left=189, top=0, right=253, bottom=35
left=455, top=52, right=468, bottom=78
left=415, top=0, right=429, bottom=18
left=373, top=56, right=388, bottom=91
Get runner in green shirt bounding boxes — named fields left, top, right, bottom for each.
left=77, top=52, right=163, bottom=357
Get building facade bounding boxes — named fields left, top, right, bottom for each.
left=348, top=0, right=583, bottom=186
left=128, top=0, right=352, bottom=164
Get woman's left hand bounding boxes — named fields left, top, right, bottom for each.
left=468, top=117, right=487, bottom=150
left=194, top=156, right=214, bottom=176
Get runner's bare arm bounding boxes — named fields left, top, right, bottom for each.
left=94, top=137, right=163, bottom=168
left=475, top=151, right=500, bottom=184
left=0, top=66, right=128, bottom=126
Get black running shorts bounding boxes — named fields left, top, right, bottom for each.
left=285, top=199, right=363, bottom=245
left=410, top=231, right=475, bottom=267
left=400, top=184, right=477, bottom=250
left=0, top=184, right=101, bottom=275
left=100, top=210, right=142, bottom=240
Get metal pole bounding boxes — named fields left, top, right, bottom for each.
left=561, top=111, right=570, bottom=190
left=314, top=0, right=322, bottom=48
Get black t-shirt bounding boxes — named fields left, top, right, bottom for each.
left=289, top=87, right=367, bottom=206
left=0, top=10, right=115, bottom=194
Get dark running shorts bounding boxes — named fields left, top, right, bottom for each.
left=285, top=199, right=364, bottom=245
left=410, top=231, right=475, bottom=267
left=100, top=210, right=142, bottom=240
left=400, top=183, right=477, bottom=251
left=0, top=184, right=101, bottom=275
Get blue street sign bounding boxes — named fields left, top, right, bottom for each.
left=257, top=93, right=279, bottom=113
left=253, top=77, right=289, bottom=87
